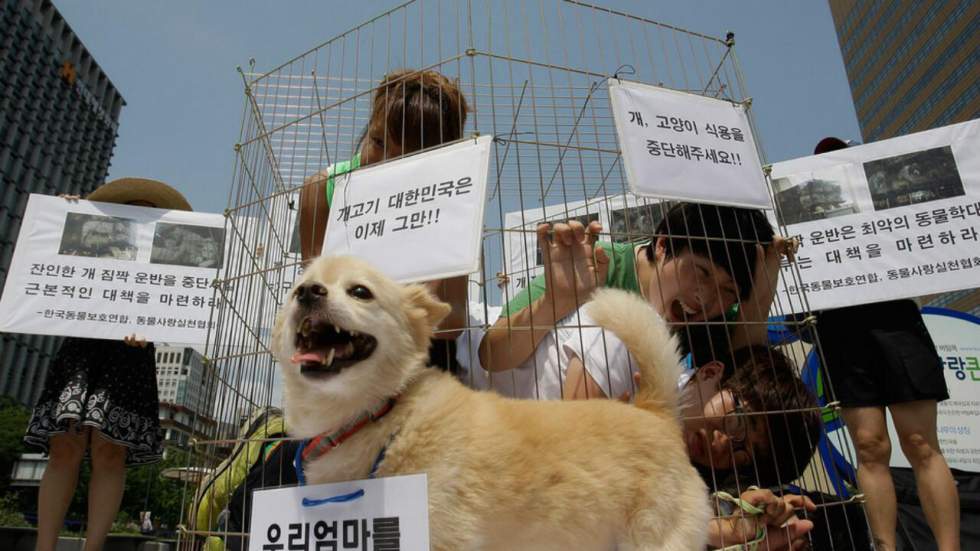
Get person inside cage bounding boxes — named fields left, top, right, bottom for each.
left=478, top=201, right=773, bottom=375
left=298, top=68, right=471, bottom=372
left=455, top=214, right=822, bottom=550
left=23, top=178, right=188, bottom=551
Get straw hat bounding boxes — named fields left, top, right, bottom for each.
left=86, top=177, right=192, bottom=211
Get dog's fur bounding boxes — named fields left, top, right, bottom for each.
left=272, top=256, right=709, bottom=551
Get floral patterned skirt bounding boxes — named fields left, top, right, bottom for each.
left=24, top=337, right=163, bottom=466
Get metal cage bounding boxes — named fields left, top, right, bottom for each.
left=180, top=1, right=872, bottom=549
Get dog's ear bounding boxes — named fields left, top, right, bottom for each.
left=403, top=284, right=452, bottom=340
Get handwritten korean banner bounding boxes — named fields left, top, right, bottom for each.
left=608, top=79, right=771, bottom=209
left=0, top=195, right=225, bottom=343
left=322, top=135, right=492, bottom=283
left=770, top=119, right=980, bottom=313
left=249, top=474, right=429, bottom=551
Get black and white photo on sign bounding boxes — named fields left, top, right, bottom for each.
left=773, top=163, right=862, bottom=226
left=863, top=146, right=965, bottom=211
left=610, top=203, right=665, bottom=243
left=150, top=223, right=225, bottom=268
left=535, top=212, right=600, bottom=265
left=59, top=212, right=139, bottom=261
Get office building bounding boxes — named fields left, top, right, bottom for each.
left=0, top=0, right=125, bottom=405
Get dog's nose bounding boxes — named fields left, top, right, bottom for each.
left=295, top=283, right=327, bottom=306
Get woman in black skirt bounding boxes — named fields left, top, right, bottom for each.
left=24, top=178, right=192, bottom=551
left=812, top=135, right=958, bottom=551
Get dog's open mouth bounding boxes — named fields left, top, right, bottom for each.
left=290, top=317, right=377, bottom=378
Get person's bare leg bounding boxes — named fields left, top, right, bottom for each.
left=83, top=431, right=128, bottom=551
left=841, top=406, right=897, bottom=551
left=36, top=426, right=88, bottom=551
left=890, top=400, right=960, bottom=551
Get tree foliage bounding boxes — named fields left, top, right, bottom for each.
left=0, top=397, right=31, bottom=493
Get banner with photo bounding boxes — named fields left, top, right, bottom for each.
left=608, top=79, right=772, bottom=209
left=0, top=194, right=225, bottom=343
left=770, top=119, right=980, bottom=313
left=500, top=194, right=665, bottom=305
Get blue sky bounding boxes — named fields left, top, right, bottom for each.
left=55, top=1, right=862, bottom=214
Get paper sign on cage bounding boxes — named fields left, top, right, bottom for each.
left=770, top=119, right=980, bottom=314
left=322, top=135, right=493, bottom=283
left=0, top=194, right=225, bottom=343
left=608, top=79, right=771, bottom=209
left=248, top=474, right=429, bottom=551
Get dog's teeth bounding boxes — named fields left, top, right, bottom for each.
left=300, top=319, right=312, bottom=337
left=325, top=348, right=335, bottom=366
left=350, top=330, right=358, bottom=337
left=333, top=324, right=340, bottom=334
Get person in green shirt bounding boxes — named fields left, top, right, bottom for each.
left=480, top=202, right=775, bottom=373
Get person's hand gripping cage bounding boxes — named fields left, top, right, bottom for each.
left=536, top=218, right=610, bottom=314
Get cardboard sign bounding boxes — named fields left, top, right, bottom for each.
left=770, top=119, right=980, bottom=313
left=322, top=136, right=493, bottom=283
left=608, top=79, right=771, bottom=209
left=0, top=195, right=225, bottom=343
left=249, top=474, right=429, bottom=551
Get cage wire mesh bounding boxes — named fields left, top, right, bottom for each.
left=180, top=1, right=873, bottom=548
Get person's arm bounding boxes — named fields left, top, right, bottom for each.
left=478, top=221, right=609, bottom=373
left=124, top=333, right=148, bottom=348
left=707, top=489, right=815, bottom=550
left=562, top=355, right=608, bottom=400
left=427, top=275, right=468, bottom=340
left=730, top=236, right=798, bottom=350
left=299, top=173, right=330, bottom=264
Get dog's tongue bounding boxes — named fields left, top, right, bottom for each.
left=290, top=351, right=325, bottom=364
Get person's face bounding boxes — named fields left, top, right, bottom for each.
left=359, top=127, right=403, bottom=167
left=647, top=238, right=739, bottom=323
left=682, top=384, right=769, bottom=471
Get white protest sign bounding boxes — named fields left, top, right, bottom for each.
left=0, top=194, right=224, bottom=343
left=887, top=308, right=980, bottom=473
left=249, top=474, right=429, bottom=551
left=322, top=136, right=492, bottom=283
left=770, top=119, right=980, bottom=313
left=608, top=79, right=771, bottom=209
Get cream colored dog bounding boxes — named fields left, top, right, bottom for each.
left=272, top=256, right=708, bottom=551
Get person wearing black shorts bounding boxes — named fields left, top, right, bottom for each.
left=813, top=137, right=959, bottom=551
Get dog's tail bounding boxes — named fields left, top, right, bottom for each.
left=585, top=288, right=683, bottom=412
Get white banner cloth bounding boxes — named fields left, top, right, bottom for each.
left=0, top=194, right=224, bottom=343
left=770, top=120, right=980, bottom=313
left=608, top=79, right=771, bottom=209
left=322, top=136, right=493, bottom=283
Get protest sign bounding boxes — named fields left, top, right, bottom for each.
left=608, top=79, right=771, bottom=209
left=0, top=194, right=225, bottom=343
left=770, top=119, right=980, bottom=313
left=249, top=474, right=429, bottom=551
left=322, top=136, right=492, bottom=283
left=887, top=308, right=980, bottom=473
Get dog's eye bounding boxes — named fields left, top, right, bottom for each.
left=347, top=285, right=373, bottom=301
